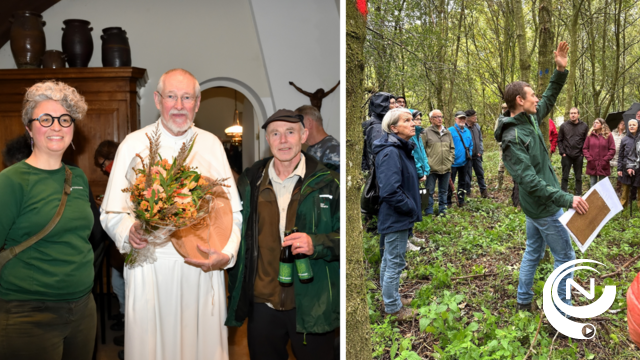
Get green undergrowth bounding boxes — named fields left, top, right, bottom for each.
left=365, top=150, right=640, bottom=359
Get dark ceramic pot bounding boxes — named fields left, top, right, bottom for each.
left=10, top=11, right=46, bottom=69
left=61, top=19, right=93, bottom=67
left=101, top=27, right=131, bottom=67
left=42, top=50, right=67, bottom=68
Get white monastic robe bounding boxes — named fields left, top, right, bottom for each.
left=100, top=120, right=242, bottom=360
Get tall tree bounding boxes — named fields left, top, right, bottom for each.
left=536, top=0, right=554, bottom=151
left=346, top=1, right=372, bottom=359
left=563, top=0, right=585, bottom=119
left=513, top=0, right=531, bottom=83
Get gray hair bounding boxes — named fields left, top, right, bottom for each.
left=429, top=109, right=442, bottom=118
left=157, top=68, right=201, bottom=97
left=22, top=81, right=88, bottom=127
left=295, top=105, right=323, bottom=127
left=382, top=108, right=412, bottom=133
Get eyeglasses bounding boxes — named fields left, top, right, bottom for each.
left=99, top=158, right=109, bottom=170
left=431, top=116, right=443, bottom=119
left=28, top=113, right=75, bottom=128
left=156, top=92, right=197, bottom=105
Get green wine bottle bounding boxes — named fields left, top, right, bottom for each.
left=291, top=227, right=313, bottom=284
left=278, top=230, right=293, bottom=287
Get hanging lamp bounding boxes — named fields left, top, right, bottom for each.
left=225, top=90, right=243, bottom=145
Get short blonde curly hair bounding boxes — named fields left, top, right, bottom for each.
left=22, top=81, right=88, bottom=127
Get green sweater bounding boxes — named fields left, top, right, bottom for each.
left=0, top=161, right=94, bottom=301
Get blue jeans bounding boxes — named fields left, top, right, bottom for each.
left=426, top=172, right=450, bottom=215
left=517, top=209, right=575, bottom=307
left=465, top=156, right=487, bottom=193
left=380, top=229, right=409, bottom=314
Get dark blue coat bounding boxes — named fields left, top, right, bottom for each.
left=373, top=132, right=422, bottom=234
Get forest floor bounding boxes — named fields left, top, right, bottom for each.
left=364, top=150, right=640, bottom=360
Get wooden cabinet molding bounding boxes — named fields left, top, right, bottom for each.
left=0, top=67, right=148, bottom=196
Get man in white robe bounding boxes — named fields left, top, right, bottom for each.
left=100, top=68, right=242, bottom=360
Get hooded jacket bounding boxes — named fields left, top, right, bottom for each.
left=494, top=69, right=574, bottom=219
left=467, top=122, right=484, bottom=157
left=424, top=125, right=455, bottom=174
left=549, top=119, right=558, bottom=153
left=617, top=132, right=640, bottom=186
left=449, top=123, right=473, bottom=168
left=558, top=119, right=589, bottom=158
left=411, top=125, right=430, bottom=177
left=361, top=92, right=392, bottom=172
left=373, top=132, right=422, bottom=234
left=225, top=153, right=340, bottom=334
left=582, top=132, right=615, bottom=176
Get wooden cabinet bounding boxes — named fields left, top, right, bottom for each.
left=0, top=67, right=148, bottom=196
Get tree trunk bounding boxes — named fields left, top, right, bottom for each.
left=346, top=1, right=372, bottom=359
left=536, top=0, right=554, bottom=153
left=564, top=0, right=583, bottom=119
left=513, top=0, right=530, bottom=83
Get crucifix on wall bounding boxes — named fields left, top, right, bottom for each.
left=289, top=81, right=340, bottom=111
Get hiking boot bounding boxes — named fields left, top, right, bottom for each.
left=401, top=297, right=413, bottom=306
left=481, top=190, right=489, bottom=198
left=110, top=313, right=125, bottom=332
left=410, top=235, right=425, bottom=243
left=516, top=302, right=532, bottom=313
left=400, top=271, right=408, bottom=281
left=388, top=307, right=417, bottom=322
left=406, top=242, right=420, bottom=251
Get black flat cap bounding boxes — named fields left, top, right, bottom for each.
left=465, top=109, right=477, bottom=117
left=262, top=109, right=305, bottom=130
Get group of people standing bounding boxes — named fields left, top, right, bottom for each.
left=360, top=92, right=491, bottom=320
left=0, top=69, right=340, bottom=360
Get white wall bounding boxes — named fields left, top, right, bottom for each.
left=249, top=0, right=340, bottom=143
left=0, top=0, right=340, bottom=162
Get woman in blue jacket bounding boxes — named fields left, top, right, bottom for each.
left=447, top=111, right=473, bottom=207
left=373, top=108, right=422, bottom=321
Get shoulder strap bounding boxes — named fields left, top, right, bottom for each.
left=454, top=125, right=470, bottom=153
left=0, top=166, right=72, bottom=271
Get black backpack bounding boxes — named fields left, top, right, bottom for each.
left=360, top=165, right=380, bottom=215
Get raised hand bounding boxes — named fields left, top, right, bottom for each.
left=554, top=41, right=569, bottom=72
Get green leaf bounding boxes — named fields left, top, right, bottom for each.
left=467, top=322, right=479, bottom=332
left=390, top=340, right=398, bottom=359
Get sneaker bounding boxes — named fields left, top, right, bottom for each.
left=516, top=302, right=532, bottom=313
left=406, top=242, right=420, bottom=251
left=400, top=271, right=408, bottom=281
left=410, top=236, right=425, bottom=243
left=388, top=307, right=417, bottom=322
left=114, top=334, right=124, bottom=347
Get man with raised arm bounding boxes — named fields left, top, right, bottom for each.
left=494, top=42, right=589, bottom=313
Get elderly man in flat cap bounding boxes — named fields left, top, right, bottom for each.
left=226, top=109, right=340, bottom=360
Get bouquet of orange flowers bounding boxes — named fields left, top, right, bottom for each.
left=121, top=124, right=228, bottom=267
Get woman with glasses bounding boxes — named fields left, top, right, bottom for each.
left=0, top=81, right=96, bottom=360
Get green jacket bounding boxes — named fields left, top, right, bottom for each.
left=423, top=125, right=455, bottom=174
left=225, top=153, right=340, bottom=334
left=494, top=69, right=574, bottom=219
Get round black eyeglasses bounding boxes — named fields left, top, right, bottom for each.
left=28, top=113, right=75, bottom=128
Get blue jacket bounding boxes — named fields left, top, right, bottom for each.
left=449, top=123, right=473, bottom=167
left=411, top=126, right=430, bottom=177
left=373, top=132, right=422, bottom=234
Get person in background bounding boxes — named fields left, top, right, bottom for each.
left=549, top=119, right=558, bottom=154
left=395, top=95, right=406, bottom=108
left=582, top=118, right=615, bottom=188
left=618, top=119, right=640, bottom=208
left=424, top=109, right=455, bottom=216
left=447, top=111, right=473, bottom=207
left=464, top=109, right=487, bottom=198
left=296, top=105, right=340, bottom=172
left=495, top=103, right=508, bottom=189
left=0, top=80, right=96, bottom=359
left=558, top=107, right=589, bottom=194
left=362, top=92, right=394, bottom=173
left=2, top=134, right=32, bottom=168
left=94, top=140, right=126, bottom=357
left=406, top=110, right=429, bottom=249
left=373, top=108, right=421, bottom=321
left=611, top=120, right=627, bottom=195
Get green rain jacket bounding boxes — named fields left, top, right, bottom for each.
left=494, top=69, right=574, bottom=219
left=225, top=153, right=340, bottom=334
